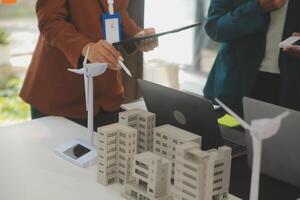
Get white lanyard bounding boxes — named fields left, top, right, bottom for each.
left=107, top=0, right=114, bottom=15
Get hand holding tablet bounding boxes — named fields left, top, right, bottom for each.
left=280, top=33, right=300, bottom=59
left=279, top=34, right=300, bottom=49
left=134, top=28, right=159, bottom=52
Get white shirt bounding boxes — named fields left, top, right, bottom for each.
left=260, top=1, right=289, bottom=74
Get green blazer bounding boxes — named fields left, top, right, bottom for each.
left=204, top=0, right=300, bottom=113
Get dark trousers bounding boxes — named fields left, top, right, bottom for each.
left=251, top=71, right=281, bottom=105
left=31, top=107, right=123, bottom=131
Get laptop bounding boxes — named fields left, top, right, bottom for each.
left=243, top=97, right=300, bottom=188
left=137, top=79, right=246, bottom=156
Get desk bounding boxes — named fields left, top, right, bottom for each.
left=0, top=117, right=240, bottom=200
left=0, top=117, right=122, bottom=200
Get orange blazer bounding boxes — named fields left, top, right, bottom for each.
left=20, top=0, right=141, bottom=119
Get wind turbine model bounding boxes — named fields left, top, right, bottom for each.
left=215, top=98, right=289, bottom=200
left=55, top=47, right=108, bottom=168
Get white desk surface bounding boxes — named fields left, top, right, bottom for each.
left=0, top=117, right=241, bottom=200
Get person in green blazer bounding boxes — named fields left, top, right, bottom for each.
left=204, top=0, right=300, bottom=114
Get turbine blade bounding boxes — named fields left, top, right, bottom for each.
left=83, top=46, right=90, bottom=67
left=215, top=98, right=252, bottom=130
left=274, top=111, right=290, bottom=121
left=86, top=63, right=108, bottom=77
left=84, top=75, right=89, bottom=111
left=68, top=68, right=84, bottom=74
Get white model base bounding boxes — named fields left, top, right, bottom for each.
left=54, top=138, right=97, bottom=168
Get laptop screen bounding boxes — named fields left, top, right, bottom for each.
left=138, top=79, right=224, bottom=150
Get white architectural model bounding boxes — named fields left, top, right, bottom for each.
left=119, top=109, right=156, bottom=153
left=153, top=125, right=202, bottom=179
left=97, top=123, right=137, bottom=185
left=123, top=152, right=173, bottom=200
left=174, top=142, right=232, bottom=200
left=95, top=110, right=240, bottom=200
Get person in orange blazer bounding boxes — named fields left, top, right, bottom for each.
left=20, top=0, right=157, bottom=127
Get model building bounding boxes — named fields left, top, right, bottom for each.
left=119, top=109, right=156, bottom=153
left=96, top=110, right=239, bottom=200
left=96, top=123, right=137, bottom=186
left=174, top=142, right=232, bottom=200
left=153, top=124, right=202, bottom=179
left=123, top=152, right=173, bottom=200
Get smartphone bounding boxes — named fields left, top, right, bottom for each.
left=279, top=36, right=300, bottom=48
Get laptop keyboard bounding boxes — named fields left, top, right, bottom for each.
left=223, top=139, right=247, bottom=158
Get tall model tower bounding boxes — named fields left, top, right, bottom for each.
left=153, top=124, right=202, bottom=179
left=174, top=142, right=232, bottom=200
left=97, top=123, right=137, bottom=185
left=119, top=109, right=156, bottom=153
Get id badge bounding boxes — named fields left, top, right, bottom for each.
left=102, top=12, right=122, bottom=44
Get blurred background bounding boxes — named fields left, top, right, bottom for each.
left=0, top=0, right=218, bottom=126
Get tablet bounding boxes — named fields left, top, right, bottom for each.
left=113, top=22, right=202, bottom=47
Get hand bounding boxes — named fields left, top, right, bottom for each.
left=258, top=0, right=287, bottom=12
left=134, top=28, right=159, bottom=52
left=283, top=33, right=300, bottom=59
left=81, top=40, right=121, bottom=70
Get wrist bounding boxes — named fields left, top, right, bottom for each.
left=81, top=42, right=94, bottom=56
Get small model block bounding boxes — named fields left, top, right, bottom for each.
left=97, top=123, right=137, bottom=186
left=174, top=142, right=232, bottom=200
left=119, top=109, right=156, bottom=153
left=153, top=124, right=202, bottom=179
left=123, top=152, right=173, bottom=200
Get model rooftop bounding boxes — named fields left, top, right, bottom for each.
left=97, top=123, right=136, bottom=132
left=134, top=151, right=169, bottom=164
left=178, top=142, right=231, bottom=162
left=119, top=108, right=155, bottom=117
left=155, top=124, right=201, bottom=141
left=177, top=142, right=209, bottom=161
